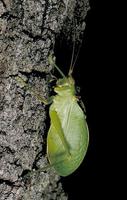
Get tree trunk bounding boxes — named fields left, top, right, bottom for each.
left=0, top=0, right=90, bottom=199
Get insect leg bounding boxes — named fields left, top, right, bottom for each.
left=77, top=97, right=86, bottom=114
left=50, top=110, right=71, bottom=157
left=15, top=76, right=53, bottom=105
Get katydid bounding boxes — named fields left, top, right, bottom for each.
left=46, top=54, right=89, bottom=176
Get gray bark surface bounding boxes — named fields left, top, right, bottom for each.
left=0, top=0, right=90, bottom=199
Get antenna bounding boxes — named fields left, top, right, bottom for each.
left=71, top=42, right=82, bottom=71
left=54, top=63, right=66, bottom=78
left=68, top=20, right=82, bottom=76
left=69, top=33, right=76, bottom=75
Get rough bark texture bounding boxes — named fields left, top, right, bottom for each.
left=0, top=0, right=90, bottom=199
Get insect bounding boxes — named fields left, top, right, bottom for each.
left=46, top=54, right=89, bottom=176
left=16, top=48, right=89, bottom=177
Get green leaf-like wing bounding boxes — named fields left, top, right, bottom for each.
left=47, top=98, right=89, bottom=176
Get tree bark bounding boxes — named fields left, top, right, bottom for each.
left=0, top=0, right=90, bottom=199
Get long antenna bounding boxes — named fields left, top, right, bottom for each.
left=68, top=19, right=82, bottom=76
left=68, top=37, right=82, bottom=76
left=71, top=42, right=82, bottom=70
left=54, top=63, right=66, bottom=78
left=69, top=34, right=76, bottom=75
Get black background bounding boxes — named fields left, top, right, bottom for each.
left=54, top=0, right=111, bottom=199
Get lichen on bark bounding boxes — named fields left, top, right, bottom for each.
left=0, top=0, right=90, bottom=199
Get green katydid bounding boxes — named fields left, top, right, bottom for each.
left=46, top=53, right=89, bottom=176
left=16, top=47, right=89, bottom=177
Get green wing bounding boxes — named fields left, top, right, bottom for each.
left=47, top=98, right=89, bottom=176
